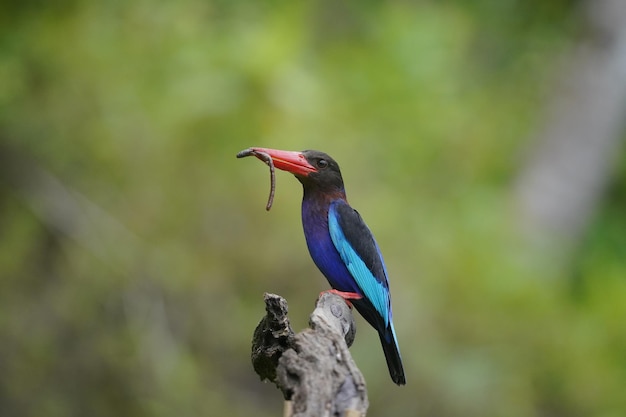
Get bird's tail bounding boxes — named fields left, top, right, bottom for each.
left=380, top=323, right=406, bottom=385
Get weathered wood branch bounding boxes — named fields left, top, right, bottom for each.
left=251, top=293, right=368, bottom=417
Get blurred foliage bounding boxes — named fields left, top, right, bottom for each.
left=1, top=1, right=625, bottom=416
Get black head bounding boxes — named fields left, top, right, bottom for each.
left=297, top=150, right=344, bottom=193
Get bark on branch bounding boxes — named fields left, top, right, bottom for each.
left=251, top=293, right=368, bottom=417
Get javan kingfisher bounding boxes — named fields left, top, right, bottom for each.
left=244, top=147, right=406, bottom=385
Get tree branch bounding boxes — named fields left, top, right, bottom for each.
left=251, top=293, right=368, bottom=417
left=514, top=0, right=626, bottom=247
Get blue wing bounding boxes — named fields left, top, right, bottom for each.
left=328, top=200, right=391, bottom=326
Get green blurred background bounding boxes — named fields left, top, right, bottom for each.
left=1, top=1, right=625, bottom=416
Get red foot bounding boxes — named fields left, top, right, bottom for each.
left=320, top=289, right=363, bottom=308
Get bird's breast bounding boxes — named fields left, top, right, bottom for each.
left=301, top=198, right=361, bottom=294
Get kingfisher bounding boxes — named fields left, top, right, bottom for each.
left=242, top=147, right=406, bottom=385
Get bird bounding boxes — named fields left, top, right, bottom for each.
left=245, top=147, right=406, bottom=385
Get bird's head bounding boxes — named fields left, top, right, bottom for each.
left=249, top=147, right=344, bottom=193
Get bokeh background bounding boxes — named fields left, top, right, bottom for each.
left=1, top=1, right=625, bottom=416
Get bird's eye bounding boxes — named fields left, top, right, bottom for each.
left=317, top=159, right=328, bottom=169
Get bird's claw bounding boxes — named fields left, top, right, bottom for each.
left=320, top=289, right=363, bottom=308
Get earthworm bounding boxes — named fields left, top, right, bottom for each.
left=237, top=148, right=276, bottom=211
